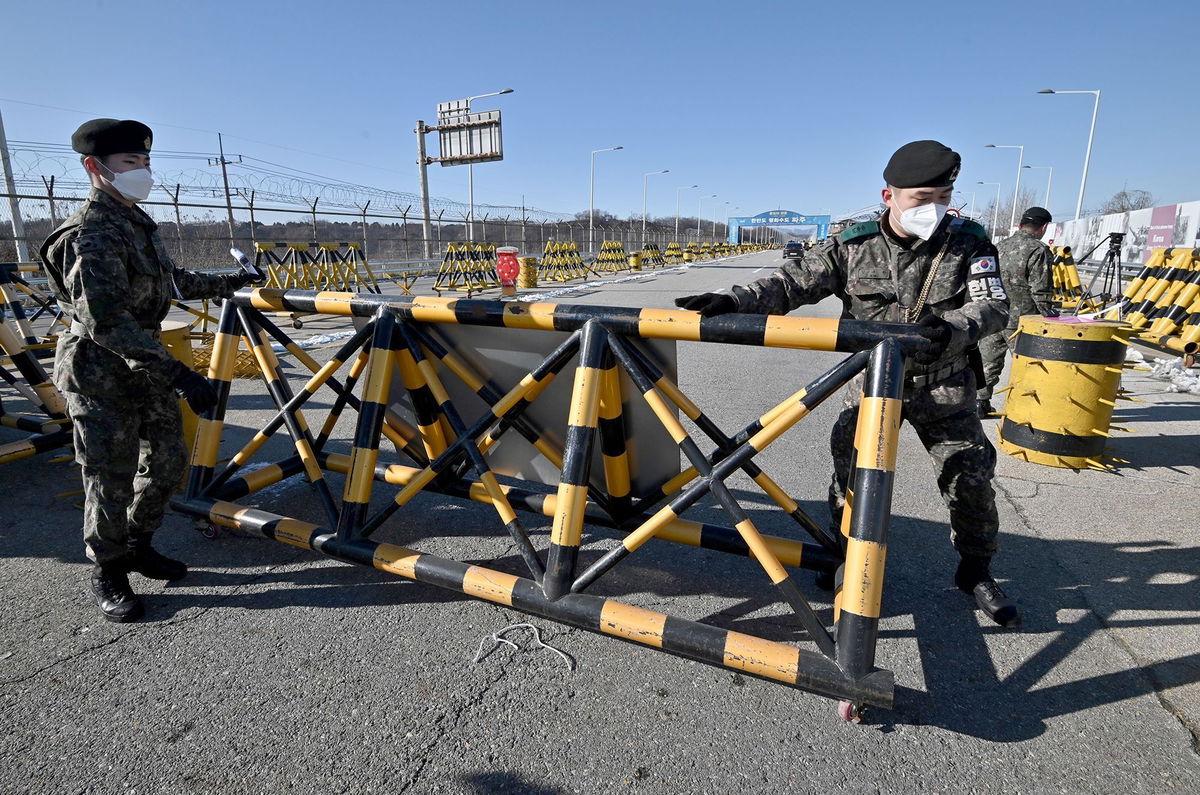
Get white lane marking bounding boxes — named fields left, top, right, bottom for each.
left=753, top=266, right=770, bottom=273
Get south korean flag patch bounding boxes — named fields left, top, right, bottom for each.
left=967, top=256, right=1007, bottom=301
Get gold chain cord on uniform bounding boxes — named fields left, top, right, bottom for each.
left=904, top=234, right=954, bottom=323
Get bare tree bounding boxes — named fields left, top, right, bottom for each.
left=1095, top=189, right=1155, bottom=215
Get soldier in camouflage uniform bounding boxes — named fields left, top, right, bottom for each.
left=39, top=119, right=258, bottom=622
left=676, top=140, right=1020, bottom=627
left=977, top=206, right=1058, bottom=416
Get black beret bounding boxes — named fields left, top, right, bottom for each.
left=883, top=140, right=961, bottom=188
left=1020, top=206, right=1052, bottom=226
left=71, top=118, right=153, bottom=157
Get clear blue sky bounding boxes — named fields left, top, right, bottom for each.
left=2, top=0, right=1197, bottom=222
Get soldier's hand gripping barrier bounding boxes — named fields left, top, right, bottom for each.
left=173, top=287, right=929, bottom=716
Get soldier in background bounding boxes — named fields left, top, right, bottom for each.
left=40, top=119, right=259, bottom=623
left=675, top=140, right=1021, bottom=628
left=977, top=207, right=1058, bottom=417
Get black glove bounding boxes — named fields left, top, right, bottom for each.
left=911, top=314, right=953, bottom=365
left=674, top=292, right=736, bottom=317
left=1042, top=305, right=1061, bottom=318
left=171, top=362, right=218, bottom=415
left=228, top=272, right=261, bottom=290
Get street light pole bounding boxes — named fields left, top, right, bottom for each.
left=675, top=185, right=697, bottom=240
left=1039, top=89, right=1100, bottom=221
left=978, top=181, right=1002, bottom=239
left=642, top=169, right=669, bottom=245
left=697, top=194, right=716, bottom=239
left=1024, top=164, right=1054, bottom=211
left=986, top=143, right=1024, bottom=231
left=589, top=145, right=623, bottom=252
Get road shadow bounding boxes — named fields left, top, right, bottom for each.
left=6, top=417, right=1197, bottom=742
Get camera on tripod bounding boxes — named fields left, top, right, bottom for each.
left=1106, top=232, right=1126, bottom=250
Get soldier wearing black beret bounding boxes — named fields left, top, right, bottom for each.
left=676, top=140, right=1021, bottom=628
left=978, top=206, right=1059, bottom=415
left=39, top=118, right=260, bottom=622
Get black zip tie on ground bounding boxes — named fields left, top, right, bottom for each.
left=472, top=623, right=576, bottom=671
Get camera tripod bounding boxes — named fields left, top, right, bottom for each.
left=1073, top=232, right=1126, bottom=316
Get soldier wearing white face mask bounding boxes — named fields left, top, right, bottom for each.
left=40, top=119, right=259, bottom=623
left=675, top=140, right=1021, bottom=628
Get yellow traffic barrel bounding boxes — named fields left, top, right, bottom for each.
left=998, top=316, right=1134, bottom=470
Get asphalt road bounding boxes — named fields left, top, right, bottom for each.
left=2, top=250, right=1198, bottom=794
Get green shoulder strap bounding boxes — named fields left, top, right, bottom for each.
left=838, top=220, right=880, bottom=243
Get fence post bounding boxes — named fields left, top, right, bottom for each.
left=162, top=183, right=185, bottom=257
left=40, top=176, right=58, bottom=228
left=305, top=197, right=320, bottom=242
left=355, top=200, right=371, bottom=261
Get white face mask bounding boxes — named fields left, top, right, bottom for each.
left=98, top=162, right=155, bottom=202
left=898, top=202, right=949, bottom=240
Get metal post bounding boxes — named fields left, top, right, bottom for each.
left=216, top=133, right=237, bottom=247
left=165, top=184, right=185, bottom=256
left=356, top=200, right=371, bottom=260
left=305, top=197, right=319, bottom=241
left=0, top=107, right=31, bottom=262
left=1077, top=92, right=1101, bottom=222
left=1010, top=146, right=1024, bottom=231
left=40, top=176, right=58, bottom=228
left=415, top=120, right=434, bottom=258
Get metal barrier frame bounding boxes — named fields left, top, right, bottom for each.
left=172, top=288, right=920, bottom=713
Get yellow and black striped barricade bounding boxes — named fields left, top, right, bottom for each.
left=0, top=301, right=71, bottom=465
left=640, top=244, right=666, bottom=269
left=592, top=240, right=629, bottom=274
left=663, top=242, right=684, bottom=264
left=174, top=287, right=930, bottom=718
left=997, top=317, right=1145, bottom=470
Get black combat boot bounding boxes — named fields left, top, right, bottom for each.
left=977, top=399, right=995, bottom=418
left=90, top=564, right=145, bottom=623
left=955, top=555, right=1020, bottom=628
left=127, top=535, right=188, bottom=581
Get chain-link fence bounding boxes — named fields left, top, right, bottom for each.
left=0, top=185, right=733, bottom=270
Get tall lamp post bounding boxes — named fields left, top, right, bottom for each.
left=715, top=201, right=733, bottom=242
left=986, top=143, right=1025, bottom=231
left=978, top=181, right=1002, bottom=239
left=462, top=88, right=513, bottom=240
left=1038, top=89, right=1100, bottom=221
left=589, top=145, right=623, bottom=252
left=1024, top=164, right=1054, bottom=211
left=642, top=169, right=669, bottom=245
left=675, top=184, right=698, bottom=239
left=696, top=194, right=716, bottom=240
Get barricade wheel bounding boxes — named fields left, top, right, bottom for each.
left=291, top=316, right=303, bottom=329
left=837, top=700, right=863, bottom=723
left=197, top=520, right=221, bottom=540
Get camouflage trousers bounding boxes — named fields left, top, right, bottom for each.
left=976, top=328, right=1015, bottom=402
left=828, top=367, right=999, bottom=559
left=65, top=385, right=187, bottom=566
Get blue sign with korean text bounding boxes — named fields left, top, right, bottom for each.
left=727, top=210, right=830, bottom=243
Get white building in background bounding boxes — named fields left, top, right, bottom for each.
left=1046, top=200, right=1200, bottom=265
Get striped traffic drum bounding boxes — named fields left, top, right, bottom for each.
left=998, top=317, right=1134, bottom=470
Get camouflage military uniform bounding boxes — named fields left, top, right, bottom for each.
left=977, top=228, right=1056, bottom=401
left=39, top=188, right=238, bottom=566
left=728, top=212, right=1010, bottom=558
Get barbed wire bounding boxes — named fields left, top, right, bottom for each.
left=4, top=139, right=576, bottom=223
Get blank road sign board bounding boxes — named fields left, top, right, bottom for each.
left=436, top=100, right=503, bottom=167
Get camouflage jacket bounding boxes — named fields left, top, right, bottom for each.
left=729, top=212, right=1010, bottom=373
left=995, top=228, right=1055, bottom=328
left=39, top=188, right=237, bottom=396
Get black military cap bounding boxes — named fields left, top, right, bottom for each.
left=71, top=118, right=153, bottom=157
left=883, top=140, right=961, bottom=188
left=1020, top=206, right=1053, bottom=226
